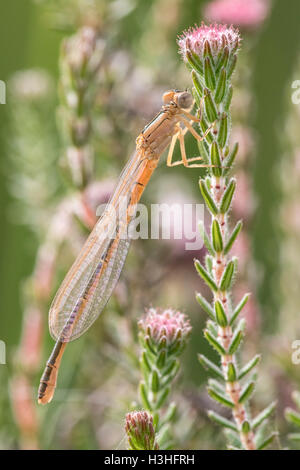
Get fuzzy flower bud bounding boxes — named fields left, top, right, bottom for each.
left=178, top=22, right=240, bottom=66
left=139, top=308, right=191, bottom=352
left=125, top=411, right=159, bottom=450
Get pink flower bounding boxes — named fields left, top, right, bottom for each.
left=139, top=308, right=192, bottom=348
left=178, top=22, right=240, bottom=60
left=125, top=411, right=159, bottom=450
left=204, top=0, right=269, bottom=29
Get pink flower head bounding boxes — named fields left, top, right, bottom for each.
left=139, top=308, right=192, bottom=349
left=204, top=0, right=269, bottom=29
left=125, top=411, right=159, bottom=450
left=178, top=22, right=240, bottom=61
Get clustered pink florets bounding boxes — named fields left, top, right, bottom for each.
left=204, top=0, right=269, bottom=29
left=125, top=410, right=154, bottom=432
left=178, top=22, right=240, bottom=60
left=139, top=308, right=192, bottom=346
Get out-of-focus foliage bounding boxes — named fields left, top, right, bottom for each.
left=0, top=0, right=300, bottom=450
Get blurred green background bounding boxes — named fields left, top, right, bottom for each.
left=1, top=0, right=300, bottom=450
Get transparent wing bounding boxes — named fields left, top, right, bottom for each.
left=49, top=150, right=148, bottom=342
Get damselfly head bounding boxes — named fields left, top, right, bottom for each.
left=162, top=90, right=193, bottom=110
left=176, top=91, right=193, bottom=110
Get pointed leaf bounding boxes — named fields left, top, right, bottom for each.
left=204, top=329, right=226, bottom=355
left=208, top=410, right=237, bottom=431
left=196, top=293, right=215, bottom=321
left=195, top=259, right=218, bottom=292
left=198, top=221, right=215, bottom=255
left=212, top=219, right=223, bottom=252
left=220, top=179, right=236, bottom=214
left=228, top=329, right=244, bottom=355
left=230, top=293, right=250, bottom=325
left=204, top=56, right=216, bottom=90
left=198, top=354, right=224, bottom=380
left=207, top=388, right=235, bottom=408
left=211, top=142, right=222, bottom=177
left=215, top=300, right=228, bottom=327
left=199, top=179, right=218, bottom=216
left=224, top=220, right=243, bottom=255
left=227, top=362, right=237, bottom=382
left=217, top=112, right=228, bottom=148
left=220, top=259, right=236, bottom=291
left=252, top=401, right=277, bottom=429
left=238, top=354, right=261, bottom=380
left=204, top=89, right=218, bottom=122
left=215, top=68, right=227, bottom=105
left=238, top=381, right=255, bottom=404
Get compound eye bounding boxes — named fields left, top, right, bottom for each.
left=163, top=90, right=175, bottom=104
left=177, top=92, right=193, bottom=109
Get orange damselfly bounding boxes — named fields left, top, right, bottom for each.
left=38, top=90, right=215, bottom=404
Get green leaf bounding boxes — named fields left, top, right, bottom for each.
left=197, top=139, right=210, bottom=163
left=224, top=220, right=243, bottom=255
left=204, top=329, right=226, bottom=355
left=224, top=85, right=233, bottom=112
left=241, top=420, right=251, bottom=434
left=194, top=259, right=218, bottom=292
left=203, top=39, right=214, bottom=62
left=228, top=54, right=237, bottom=78
left=151, top=370, right=160, bottom=393
left=186, top=50, right=203, bottom=75
left=217, top=111, right=228, bottom=147
left=228, top=330, right=243, bottom=355
left=252, top=401, right=277, bottom=429
left=238, top=381, right=255, bottom=404
left=256, top=432, right=277, bottom=450
left=156, top=349, right=166, bottom=369
left=211, top=141, right=222, bottom=178
left=160, top=402, right=177, bottom=426
left=207, top=320, right=218, bottom=337
left=198, top=354, right=224, bottom=380
left=155, top=386, right=170, bottom=409
left=230, top=293, right=250, bottom=325
left=204, top=89, right=218, bottom=122
left=208, top=378, right=225, bottom=395
left=227, top=362, right=237, bottom=382
left=191, top=70, right=203, bottom=98
left=205, top=254, right=214, bottom=276
left=196, top=293, right=215, bottom=321
left=140, top=350, right=151, bottom=374
left=207, top=388, right=235, bottom=408
left=208, top=410, right=238, bottom=431
left=199, top=179, right=219, bottom=216
left=212, top=219, right=223, bottom=252
left=238, top=354, right=261, bottom=380
left=224, top=142, right=238, bottom=174
left=198, top=221, right=215, bottom=255
left=204, top=56, right=216, bottom=90
left=199, top=117, right=213, bottom=144
left=215, top=300, right=228, bottom=327
left=220, top=260, right=236, bottom=291
left=216, top=46, right=229, bottom=74
left=220, top=179, right=236, bottom=214
left=139, top=382, right=151, bottom=410
left=215, top=68, right=227, bottom=105
left=285, top=408, right=300, bottom=427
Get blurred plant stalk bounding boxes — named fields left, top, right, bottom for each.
left=9, top=25, right=106, bottom=448
left=178, top=23, right=276, bottom=449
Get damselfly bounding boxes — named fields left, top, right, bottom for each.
left=38, top=90, right=215, bottom=404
